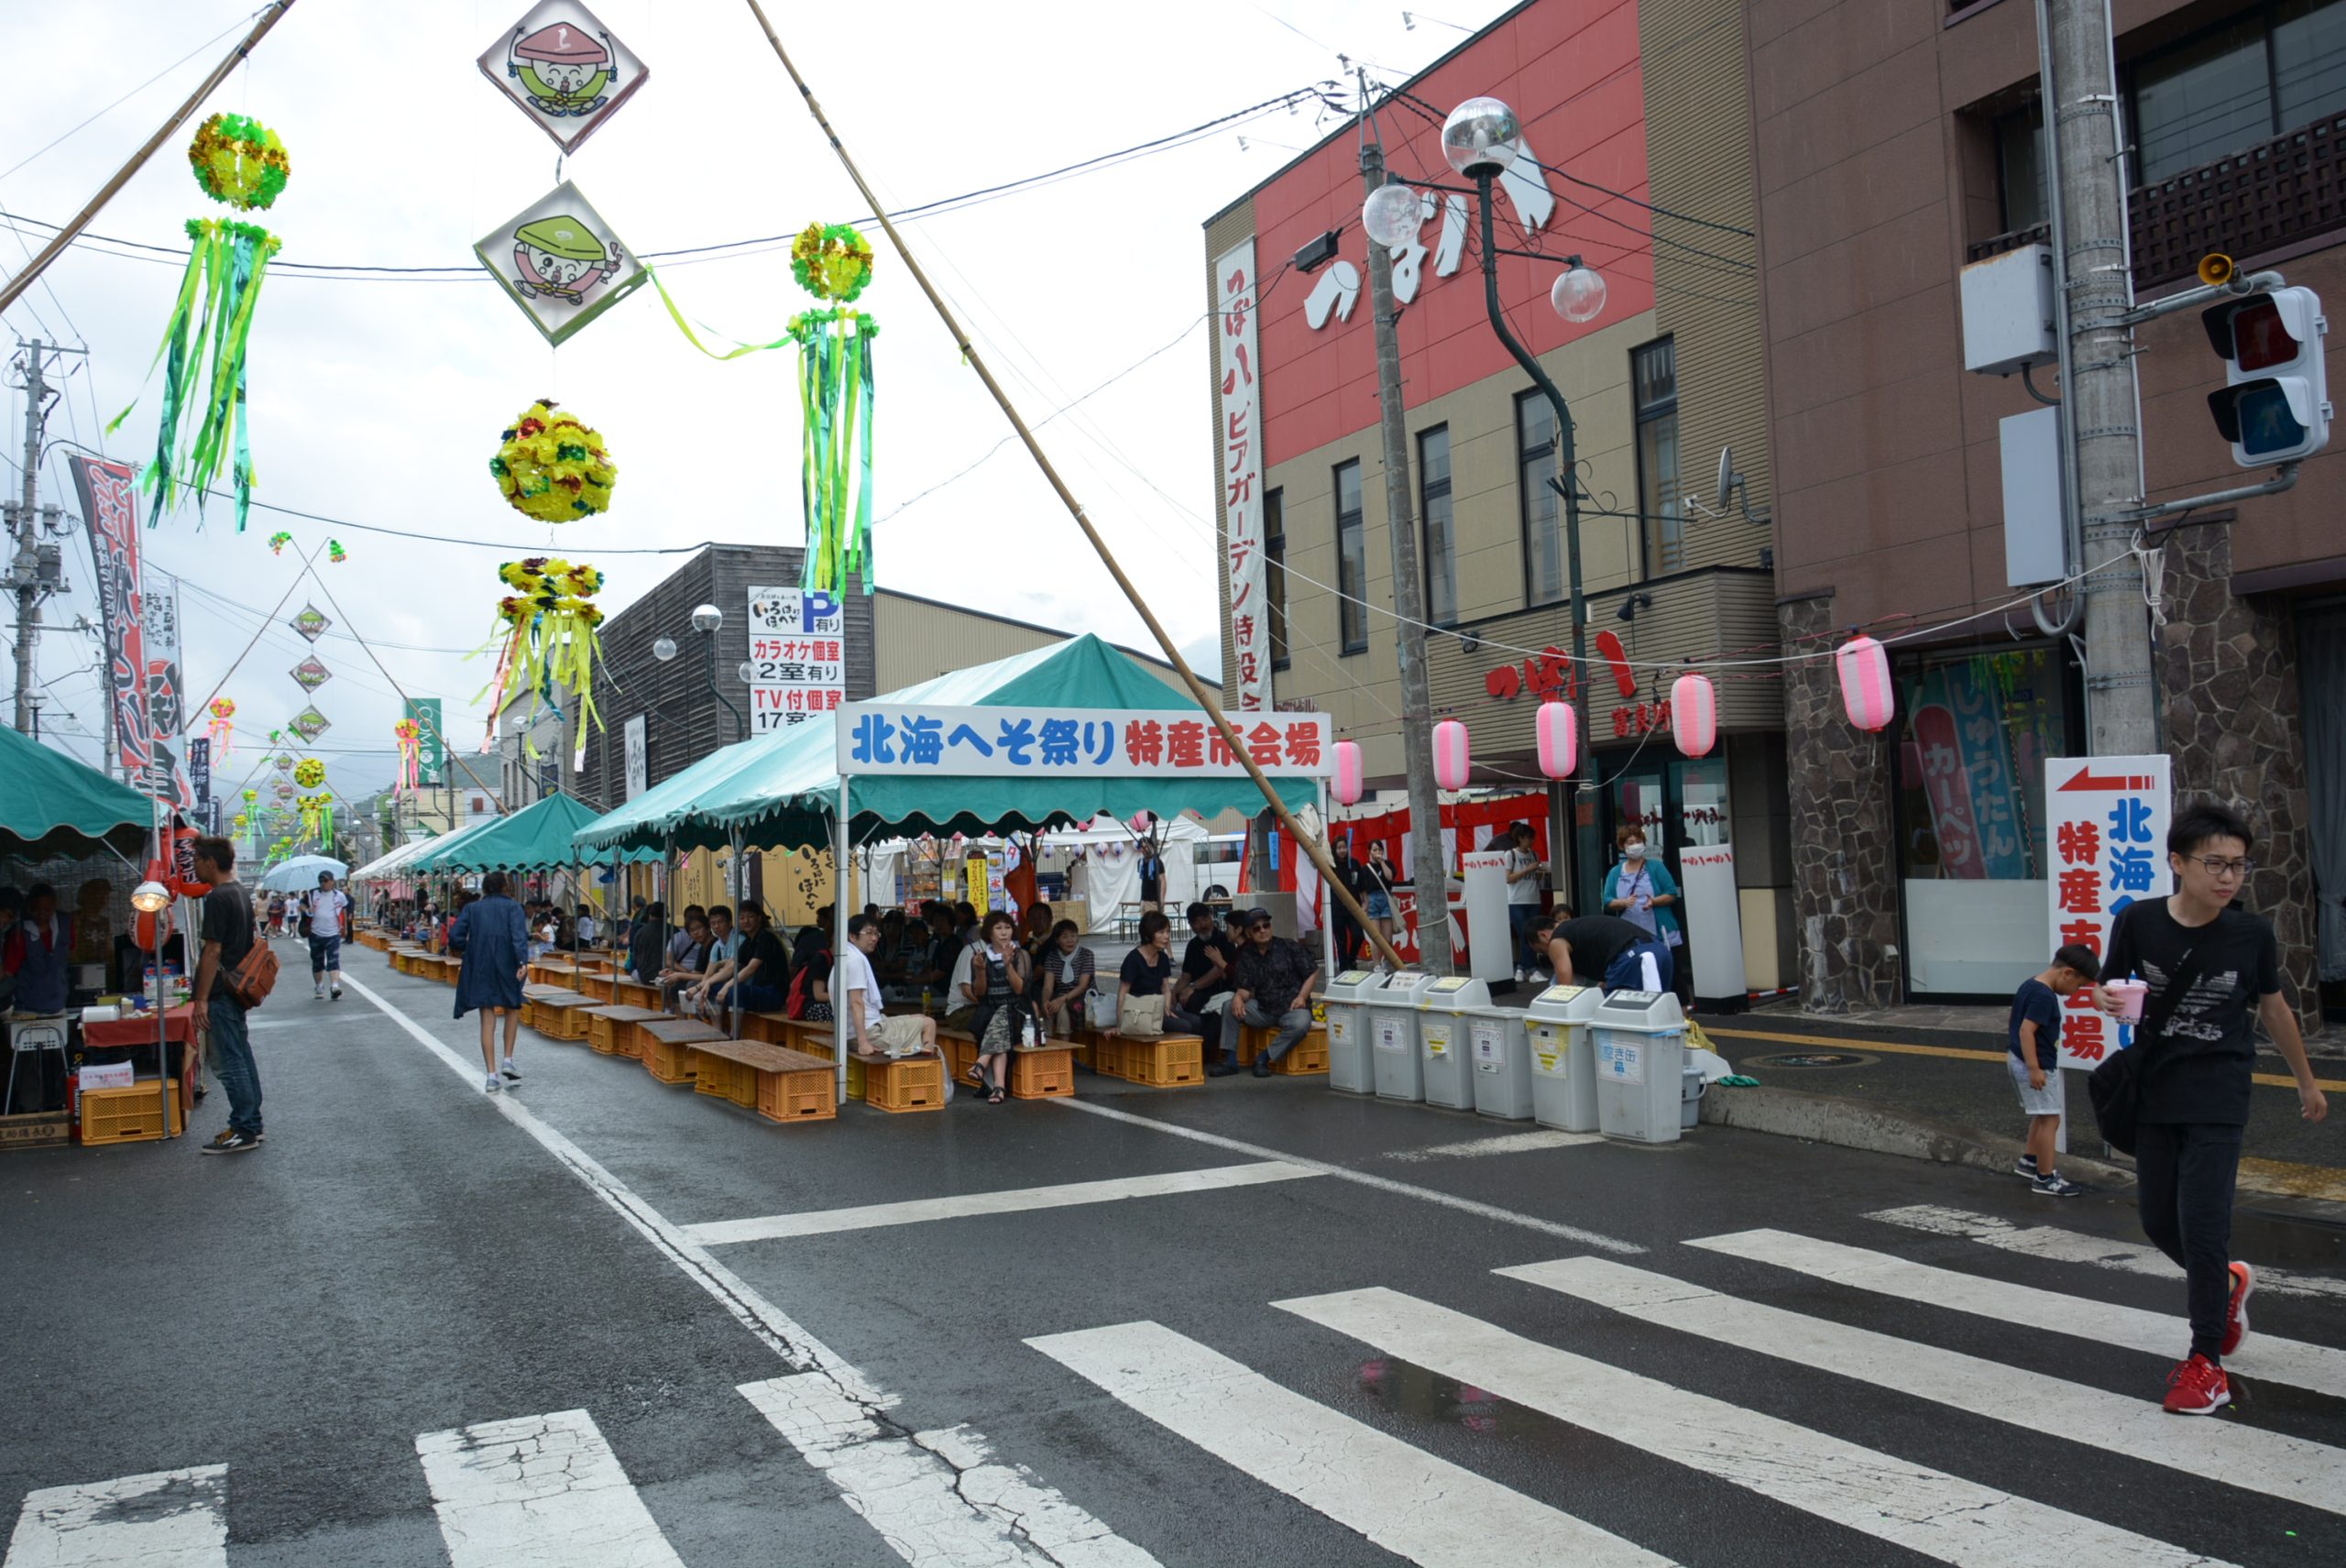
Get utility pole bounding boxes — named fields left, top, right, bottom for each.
left=2044, top=0, right=2157, bottom=751
left=8, top=338, right=62, bottom=733
left=1358, top=77, right=1453, bottom=972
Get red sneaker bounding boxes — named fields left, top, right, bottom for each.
left=2163, top=1353, right=2231, bottom=1416
left=2220, top=1262, right=2255, bottom=1357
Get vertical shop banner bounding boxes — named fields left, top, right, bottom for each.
left=405, top=698, right=445, bottom=786
left=1217, top=237, right=1269, bottom=713
left=69, top=455, right=154, bottom=785
left=187, top=737, right=212, bottom=815
left=2045, top=755, right=2172, bottom=1069
left=138, top=570, right=194, bottom=808
left=746, top=585, right=846, bottom=730
left=623, top=713, right=648, bottom=799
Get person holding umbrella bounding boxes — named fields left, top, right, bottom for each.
left=451, top=871, right=532, bottom=1092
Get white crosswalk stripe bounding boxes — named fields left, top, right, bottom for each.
left=1026, top=1321, right=1672, bottom=1567
left=1869, top=1204, right=2346, bottom=1302
left=5, top=1467, right=226, bottom=1568
left=1503, top=1255, right=2346, bottom=1517
left=1276, top=1286, right=2238, bottom=1568
left=1690, top=1227, right=2346, bottom=1398
left=414, top=1409, right=684, bottom=1568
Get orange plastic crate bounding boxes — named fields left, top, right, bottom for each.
left=1011, top=1046, right=1075, bottom=1100
left=1272, top=1028, right=1330, bottom=1076
left=740, top=1012, right=792, bottom=1047
left=1102, top=1035, right=1203, bottom=1088
left=938, top=1032, right=979, bottom=1087
left=79, top=1080, right=181, bottom=1146
left=757, top=1063, right=838, bottom=1124
left=861, top=1054, right=946, bottom=1113
left=640, top=1033, right=698, bottom=1084
left=691, top=1049, right=759, bottom=1108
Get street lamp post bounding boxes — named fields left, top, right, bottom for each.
left=654, top=605, right=746, bottom=745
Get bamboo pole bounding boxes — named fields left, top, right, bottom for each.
left=740, top=0, right=1409, bottom=972
left=0, top=2, right=301, bottom=316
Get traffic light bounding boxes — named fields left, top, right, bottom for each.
left=2203, top=285, right=2330, bottom=466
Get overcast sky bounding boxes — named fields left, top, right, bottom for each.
left=0, top=0, right=1513, bottom=807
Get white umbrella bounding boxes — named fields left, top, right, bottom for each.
left=258, top=854, right=350, bottom=893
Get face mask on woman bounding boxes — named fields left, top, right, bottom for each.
left=1623, top=841, right=1647, bottom=861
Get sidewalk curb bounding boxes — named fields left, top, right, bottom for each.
left=1698, top=1085, right=2138, bottom=1187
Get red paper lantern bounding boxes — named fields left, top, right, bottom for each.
left=1432, top=718, right=1470, bottom=791
left=1670, top=673, right=1717, bottom=758
left=1535, top=701, right=1577, bottom=779
left=1836, top=635, right=1895, bottom=731
left=1332, top=740, right=1365, bottom=806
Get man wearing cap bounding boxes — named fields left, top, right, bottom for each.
left=306, top=871, right=349, bottom=1001
left=1218, top=908, right=1321, bottom=1078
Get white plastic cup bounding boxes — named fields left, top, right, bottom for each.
left=2107, top=978, right=2149, bottom=1024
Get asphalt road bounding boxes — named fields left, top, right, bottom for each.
left=5, top=936, right=2342, bottom=1565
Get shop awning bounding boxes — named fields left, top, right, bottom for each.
left=346, top=831, right=444, bottom=883
left=0, top=723, right=161, bottom=861
left=416, top=791, right=654, bottom=874
left=572, top=635, right=1313, bottom=854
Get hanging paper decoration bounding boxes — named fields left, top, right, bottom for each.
left=1432, top=718, right=1470, bottom=792
left=1536, top=700, right=1577, bottom=780
left=187, top=113, right=291, bottom=211
left=1332, top=740, right=1365, bottom=806
left=293, top=757, right=325, bottom=789
left=205, top=697, right=236, bottom=762
left=328, top=539, right=346, bottom=564
left=297, top=792, right=334, bottom=847
left=290, top=706, right=331, bottom=741
left=268, top=531, right=292, bottom=554
left=490, top=400, right=616, bottom=522
left=241, top=787, right=258, bottom=805
left=478, top=556, right=606, bottom=760
left=787, top=222, right=879, bottom=594
left=291, top=604, right=330, bottom=641
left=395, top=718, right=422, bottom=794
left=1670, top=673, right=1717, bottom=758
left=271, top=752, right=293, bottom=773
left=477, top=1, right=649, bottom=155
left=273, top=781, right=296, bottom=800
left=290, top=654, right=331, bottom=692
left=476, top=182, right=647, bottom=345
left=1836, top=634, right=1895, bottom=732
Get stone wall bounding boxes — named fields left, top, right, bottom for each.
left=2154, top=523, right=2321, bottom=1026
left=1779, top=593, right=1902, bottom=1012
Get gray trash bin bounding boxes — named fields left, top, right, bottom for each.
left=1524, top=983, right=1602, bottom=1132
left=1415, top=977, right=1489, bottom=1111
left=1321, top=970, right=1381, bottom=1096
left=1465, top=1004, right=1533, bottom=1121
left=1591, top=989, right=1688, bottom=1144
left=1368, top=970, right=1440, bottom=1102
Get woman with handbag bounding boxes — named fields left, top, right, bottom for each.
left=961, top=911, right=1031, bottom=1103
left=1106, top=911, right=1208, bottom=1043
left=1603, top=828, right=1683, bottom=992
left=2090, top=803, right=2328, bottom=1416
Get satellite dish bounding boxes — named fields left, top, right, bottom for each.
left=1716, top=445, right=1737, bottom=510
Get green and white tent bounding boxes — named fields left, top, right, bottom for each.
left=0, top=723, right=162, bottom=861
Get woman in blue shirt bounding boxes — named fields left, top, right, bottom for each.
left=1600, top=827, right=1681, bottom=971
left=451, top=872, right=531, bottom=1093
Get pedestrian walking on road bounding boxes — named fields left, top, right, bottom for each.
left=189, top=838, right=263, bottom=1154
left=452, top=872, right=531, bottom=1093
left=1218, top=907, right=1321, bottom=1078
left=2096, top=804, right=2328, bottom=1416
left=306, top=872, right=349, bottom=1000
left=2008, top=944, right=2099, bottom=1197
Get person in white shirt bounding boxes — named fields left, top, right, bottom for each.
left=574, top=904, right=600, bottom=949
left=306, top=872, right=350, bottom=1000
left=1503, top=822, right=1547, bottom=983
left=841, top=914, right=936, bottom=1058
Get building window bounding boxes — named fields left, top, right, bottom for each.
left=1994, top=100, right=2047, bottom=233
left=1265, top=488, right=1288, bottom=671
left=1632, top=337, right=1684, bottom=578
left=2132, top=0, right=2346, bottom=185
left=1418, top=425, right=1456, bottom=626
left=1335, top=459, right=1366, bottom=654
left=1518, top=391, right=1563, bottom=608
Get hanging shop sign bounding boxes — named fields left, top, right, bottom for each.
left=746, top=585, right=845, bottom=730
left=138, top=570, right=195, bottom=806
left=477, top=0, right=649, bottom=155
left=1480, top=633, right=1673, bottom=740
left=406, top=698, right=445, bottom=787
left=2044, top=755, right=2173, bottom=1070
left=474, top=181, right=647, bottom=345
left=839, top=704, right=1332, bottom=779
left=1216, top=238, right=1270, bottom=714
left=623, top=713, right=648, bottom=799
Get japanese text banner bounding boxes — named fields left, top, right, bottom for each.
left=2044, top=754, right=2172, bottom=1071
left=839, top=705, right=1332, bottom=778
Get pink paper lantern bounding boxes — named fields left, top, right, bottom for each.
left=1836, top=635, right=1895, bottom=731
left=1432, top=718, right=1471, bottom=791
left=1535, top=700, right=1577, bottom=779
left=1332, top=740, right=1365, bottom=806
left=1670, top=673, right=1717, bottom=758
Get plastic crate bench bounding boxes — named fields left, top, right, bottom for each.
left=740, top=1011, right=793, bottom=1047
left=857, top=1050, right=945, bottom=1113
left=79, top=1080, right=181, bottom=1146
left=1011, top=1043, right=1076, bottom=1100
left=754, top=1047, right=838, bottom=1124
left=690, top=1038, right=838, bottom=1123
left=786, top=1019, right=843, bottom=1059
left=573, top=970, right=617, bottom=1003
left=1272, top=1027, right=1330, bottom=1076
left=1101, top=1034, right=1204, bottom=1088
left=530, top=991, right=595, bottom=1041
left=637, top=1017, right=722, bottom=1085
left=586, top=1004, right=663, bottom=1059
left=611, top=979, right=661, bottom=1012
left=937, top=1029, right=980, bottom=1089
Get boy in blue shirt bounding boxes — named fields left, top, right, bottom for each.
left=2011, top=943, right=2099, bottom=1197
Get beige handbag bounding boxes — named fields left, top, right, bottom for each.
left=1118, top=993, right=1167, bottom=1036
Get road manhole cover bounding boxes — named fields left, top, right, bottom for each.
left=1749, top=1050, right=1877, bottom=1070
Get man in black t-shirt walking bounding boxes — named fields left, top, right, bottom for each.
left=190, top=837, right=264, bottom=1154
left=2097, top=804, right=2327, bottom=1415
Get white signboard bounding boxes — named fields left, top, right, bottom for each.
left=623, top=713, right=647, bottom=800
left=1216, top=237, right=1270, bottom=713
left=837, top=705, right=1332, bottom=778
left=2044, top=755, right=2173, bottom=1070
left=1676, top=842, right=1748, bottom=1003
left=746, top=586, right=846, bottom=731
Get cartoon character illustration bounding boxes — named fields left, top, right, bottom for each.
left=512, top=214, right=622, bottom=305
left=507, top=19, right=616, bottom=116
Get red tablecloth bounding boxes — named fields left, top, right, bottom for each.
left=82, top=1003, right=196, bottom=1051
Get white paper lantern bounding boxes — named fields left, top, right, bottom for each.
left=1670, top=673, right=1717, bottom=758
left=1535, top=701, right=1577, bottom=779
left=1432, top=718, right=1471, bottom=791
left=1836, top=635, right=1896, bottom=732
left=1332, top=740, right=1365, bottom=806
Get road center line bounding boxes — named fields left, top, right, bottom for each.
left=684, top=1161, right=1322, bottom=1245
left=1049, top=1097, right=1643, bottom=1255
left=1386, top=1130, right=1604, bottom=1162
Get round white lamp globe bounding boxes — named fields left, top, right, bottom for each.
left=690, top=604, right=722, bottom=635
left=1551, top=264, right=1607, bottom=323
left=1442, top=96, right=1520, bottom=176
left=1361, top=182, right=1422, bottom=248
left=652, top=636, right=678, bottom=663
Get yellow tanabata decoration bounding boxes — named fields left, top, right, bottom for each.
left=293, top=757, right=324, bottom=788
left=188, top=113, right=291, bottom=212
left=477, top=556, right=607, bottom=760
left=488, top=400, right=616, bottom=522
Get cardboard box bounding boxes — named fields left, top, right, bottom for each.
left=0, top=1111, right=71, bottom=1152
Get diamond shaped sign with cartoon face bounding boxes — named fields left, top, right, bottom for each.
left=477, top=0, right=648, bottom=155
left=290, top=656, right=332, bottom=692
left=475, top=181, right=647, bottom=345
left=290, top=707, right=332, bottom=742
left=291, top=604, right=331, bottom=642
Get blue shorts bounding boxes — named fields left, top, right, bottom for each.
left=1601, top=939, right=1673, bottom=994
left=307, top=932, right=342, bottom=974
left=1364, top=890, right=1393, bottom=920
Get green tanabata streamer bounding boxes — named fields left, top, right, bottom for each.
left=789, top=307, right=877, bottom=594
left=108, top=217, right=280, bottom=530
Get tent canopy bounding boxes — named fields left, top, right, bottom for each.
left=355, top=817, right=498, bottom=884
left=572, top=636, right=1314, bottom=855
left=416, top=792, right=652, bottom=874
left=0, top=723, right=160, bottom=861
left=345, top=832, right=438, bottom=883
left=258, top=853, right=349, bottom=893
